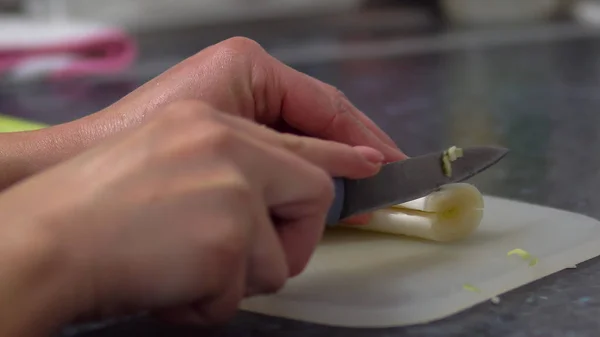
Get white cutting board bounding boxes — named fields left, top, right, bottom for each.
left=240, top=195, right=600, bottom=327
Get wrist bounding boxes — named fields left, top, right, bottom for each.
left=0, top=108, right=139, bottom=191
left=0, top=217, right=83, bottom=337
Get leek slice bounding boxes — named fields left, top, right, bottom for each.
left=341, top=183, right=484, bottom=242
left=507, top=248, right=538, bottom=266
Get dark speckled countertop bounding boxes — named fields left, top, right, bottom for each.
left=4, top=19, right=600, bottom=337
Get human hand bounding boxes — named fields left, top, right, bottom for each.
left=0, top=37, right=403, bottom=224
left=0, top=100, right=383, bottom=336
left=103, top=37, right=405, bottom=162
left=101, top=37, right=406, bottom=224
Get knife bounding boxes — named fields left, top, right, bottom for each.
left=325, top=145, right=508, bottom=225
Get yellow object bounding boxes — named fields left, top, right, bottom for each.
left=447, top=146, right=464, bottom=161
left=441, top=146, right=464, bottom=177
left=442, top=155, right=452, bottom=177
left=0, top=114, right=48, bottom=133
left=507, top=248, right=538, bottom=266
left=462, top=284, right=481, bottom=293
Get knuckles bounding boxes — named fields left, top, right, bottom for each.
left=189, top=174, right=253, bottom=292
left=199, top=125, right=244, bottom=156
left=133, top=95, right=325, bottom=302
left=144, top=100, right=246, bottom=162
left=325, top=85, right=351, bottom=116
left=188, top=169, right=288, bottom=298
left=216, top=36, right=266, bottom=55
left=191, top=36, right=266, bottom=78
left=157, top=100, right=217, bottom=126
left=206, top=37, right=267, bottom=65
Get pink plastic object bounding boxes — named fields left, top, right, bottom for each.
left=0, top=19, right=137, bottom=80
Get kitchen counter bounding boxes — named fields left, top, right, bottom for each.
left=3, top=20, right=600, bottom=337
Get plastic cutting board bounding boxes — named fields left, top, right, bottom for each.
left=240, top=195, right=600, bottom=327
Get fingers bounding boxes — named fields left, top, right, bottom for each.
left=214, top=112, right=382, bottom=229
left=252, top=49, right=406, bottom=162
left=207, top=124, right=331, bottom=275
left=254, top=148, right=332, bottom=275
left=276, top=136, right=384, bottom=179
left=244, top=198, right=289, bottom=295
left=106, top=36, right=405, bottom=164
left=336, top=92, right=401, bottom=149
left=153, top=119, right=321, bottom=322
left=272, top=197, right=337, bottom=276
left=205, top=111, right=384, bottom=179
left=158, top=102, right=337, bottom=281
left=158, top=102, right=381, bottom=270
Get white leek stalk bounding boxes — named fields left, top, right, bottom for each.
left=341, top=183, right=484, bottom=242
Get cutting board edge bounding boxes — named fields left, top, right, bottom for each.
left=240, top=233, right=600, bottom=329
left=240, top=196, right=600, bottom=328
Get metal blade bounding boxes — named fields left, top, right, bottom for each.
left=339, top=146, right=508, bottom=219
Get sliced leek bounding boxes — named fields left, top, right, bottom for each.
left=442, top=146, right=464, bottom=177
left=507, top=249, right=538, bottom=266
left=507, top=248, right=531, bottom=259
left=447, top=146, right=463, bottom=161
left=462, top=284, right=481, bottom=293
left=341, top=183, right=484, bottom=242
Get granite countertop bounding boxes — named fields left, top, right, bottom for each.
left=3, top=20, right=600, bottom=337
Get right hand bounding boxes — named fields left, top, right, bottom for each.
left=0, top=100, right=383, bottom=336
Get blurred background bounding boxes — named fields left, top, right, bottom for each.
left=0, top=0, right=596, bottom=84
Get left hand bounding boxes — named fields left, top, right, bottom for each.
left=100, top=37, right=406, bottom=223
left=102, top=37, right=405, bottom=163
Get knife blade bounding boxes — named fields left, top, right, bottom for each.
left=325, top=145, right=508, bottom=225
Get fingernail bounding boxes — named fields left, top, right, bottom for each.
left=385, top=144, right=408, bottom=162
left=354, top=146, right=384, bottom=164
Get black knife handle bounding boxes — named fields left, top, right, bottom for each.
left=325, top=178, right=345, bottom=226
